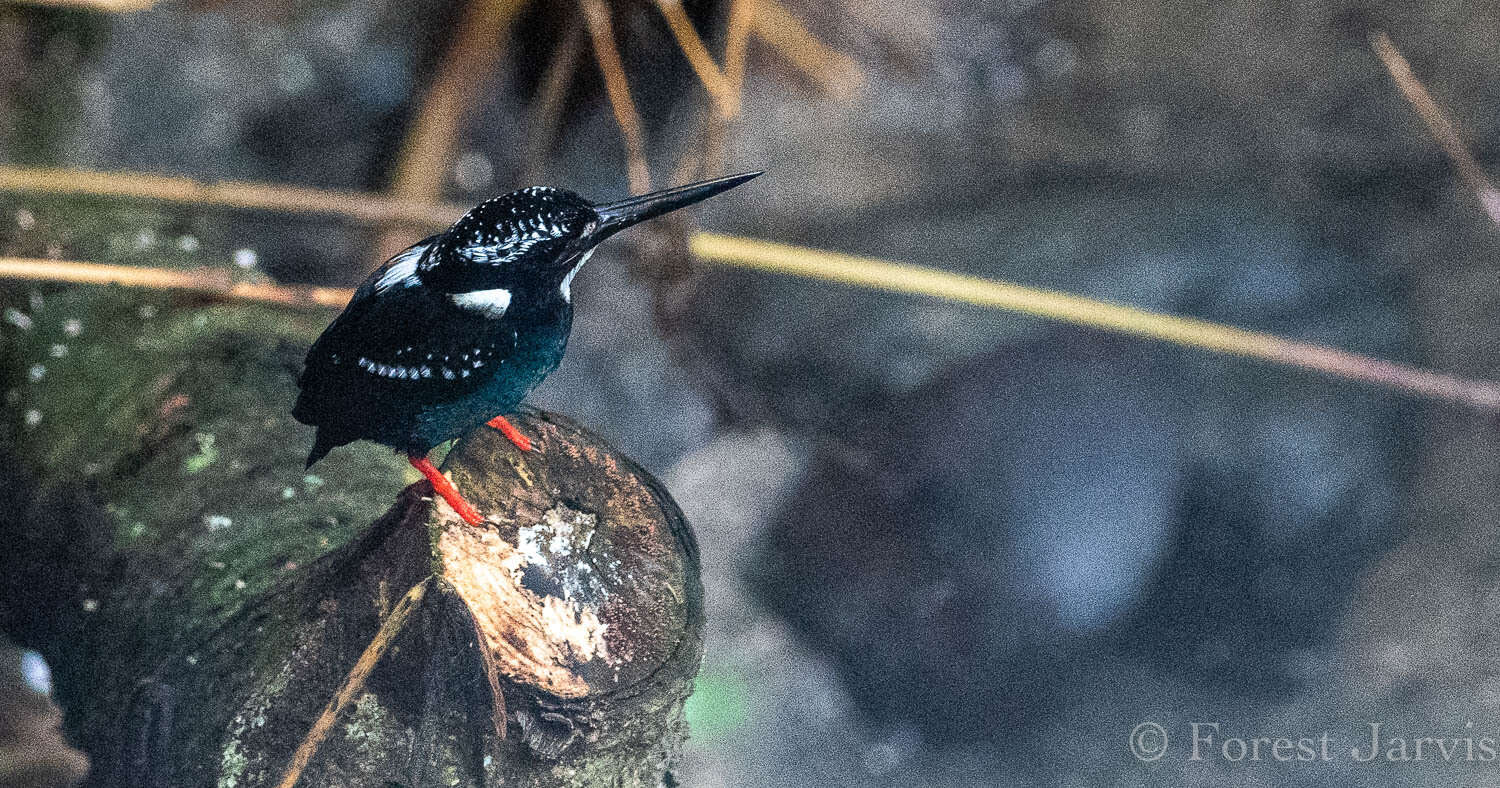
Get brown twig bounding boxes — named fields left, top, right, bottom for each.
left=0, top=165, right=466, bottom=227
left=578, top=0, right=653, bottom=192
left=722, top=0, right=758, bottom=105
left=274, top=579, right=430, bottom=788
left=652, top=0, right=737, bottom=117
left=5, top=0, right=155, bottom=10
left=0, top=257, right=353, bottom=308
left=1370, top=31, right=1500, bottom=225
left=690, top=232, right=1500, bottom=413
left=751, top=0, right=861, bottom=98
left=9, top=239, right=1500, bottom=414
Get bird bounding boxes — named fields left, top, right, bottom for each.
left=293, top=171, right=761, bottom=524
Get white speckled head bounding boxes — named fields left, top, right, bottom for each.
left=426, top=173, right=760, bottom=301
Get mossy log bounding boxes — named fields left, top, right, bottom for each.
left=0, top=287, right=703, bottom=787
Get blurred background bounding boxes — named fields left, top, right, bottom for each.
left=2, top=0, right=1500, bottom=785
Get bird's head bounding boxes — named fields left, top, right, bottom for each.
left=422, top=171, right=761, bottom=305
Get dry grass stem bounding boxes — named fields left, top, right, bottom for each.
left=273, top=579, right=430, bottom=788
left=0, top=257, right=352, bottom=308
left=652, top=0, right=737, bottom=116
left=1370, top=31, right=1500, bottom=225
left=690, top=232, right=1500, bottom=412
left=9, top=165, right=1494, bottom=410
left=723, top=0, right=758, bottom=104
left=6, top=0, right=154, bottom=10
left=0, top=165, right=466, bottom=226
left=579, top=0, right=653, bottom=191
left=10, top=237, right=1500, bottom=412
left=751, top=0, right=861, bottom=97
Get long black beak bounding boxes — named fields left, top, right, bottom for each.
left=590, top=171, right=762, bottom=241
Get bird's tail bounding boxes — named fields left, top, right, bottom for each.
left=305, top=431, right=338, bottom=468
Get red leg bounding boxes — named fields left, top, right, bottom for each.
left=407, top=453, right=483, bottom=525
left=486, top=415, right=534, bottom=452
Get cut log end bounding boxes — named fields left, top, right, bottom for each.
left=438, top=412, right=702, bottom=703
left=93, top=410, right=704, bottom=788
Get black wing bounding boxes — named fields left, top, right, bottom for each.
left=292, top=240, right=517, bottom=457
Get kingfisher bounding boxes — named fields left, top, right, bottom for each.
left=293, top=171, right=761, bottom=524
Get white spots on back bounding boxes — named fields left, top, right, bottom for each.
left=449, top=287, right=512, bottom=318
left=374, top=243, right=429, bottom=292
left=560, top=249, right=594, bottom=302
left=3, top=308, right=32, bottom=331
left=358, top=356, right=436, bottom=381
left=355, top=343, right=503, bottom=384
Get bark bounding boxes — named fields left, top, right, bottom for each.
left=0, top=287, right=703, bottom=787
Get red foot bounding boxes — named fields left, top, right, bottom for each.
left=407, top=453, right=483, bottom=525
left=486, top=415, right=534, bottom=452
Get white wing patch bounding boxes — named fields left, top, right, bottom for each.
left=374, top=244, right=428, bottom=291
left=560, top=250, right=594, bottom=302
left=450, top=287, right=513, bottom=318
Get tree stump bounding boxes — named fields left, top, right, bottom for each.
left=152, top=414, right=703, bottom=788
left=0, top=288, right=703, bottom=787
